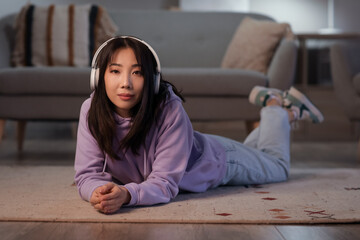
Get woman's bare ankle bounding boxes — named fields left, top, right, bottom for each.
left=285, top=108, right=297, bottom=122
left=266, top=98, right=281, bottom=106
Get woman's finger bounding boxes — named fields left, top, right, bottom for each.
left=93, top=201, right=120, bottom=214
left=100, top=185, right=122, bottom=201
left=99, top=182, right=115, bottom=194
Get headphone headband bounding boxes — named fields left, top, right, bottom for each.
left=90, top=36, right=161, bottom=93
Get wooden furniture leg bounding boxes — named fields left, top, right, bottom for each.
left=0, top=119, right=5, bottom=143
left=245, top=120, right=260, bottom=135
left=71, top=122, right=78, bottom=139
left=354, top=121, right=360, bottom=162
left=17, top=121, right=26, bottom=151
left=358, top=138, right=360, bottom=162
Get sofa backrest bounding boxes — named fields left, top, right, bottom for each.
left=0, top=10, right=274, bottom=69
left=109, top=10, right=274, bottom=68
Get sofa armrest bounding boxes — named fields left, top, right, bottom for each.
left=330, top=42, right=360, bottom=120
left=267, top=40, right=297, bottom=90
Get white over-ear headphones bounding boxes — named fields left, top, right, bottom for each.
left=90, top=36, right=161, bottom=94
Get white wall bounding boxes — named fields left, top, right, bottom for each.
left=335, top=0, right=360, bottom=32
left=0, top=0, right=178, bottom=17
left=181, top=0, right=249, bottom=12
left=250, top=0, right=360, bottom=33
left=1, top=0, right=360, bottom=33
left=250, top=0, right=327, bottom=33
left=180, top=0, right=360, bottom=33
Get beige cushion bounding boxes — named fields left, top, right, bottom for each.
left=11, top=4, right=118, bottom=67
left=221, top=17, right=294, bottom=74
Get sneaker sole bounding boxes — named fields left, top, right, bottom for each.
left=249, top=86, right=283, bottom=106
left=288, top=87, right=324, bottom=123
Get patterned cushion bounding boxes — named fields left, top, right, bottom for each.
left=11, top=4, right=118, bottom=67
left=221, top=17, right=294, bottom=74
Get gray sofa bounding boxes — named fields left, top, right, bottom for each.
left=0, top=10, right=297, bottom=150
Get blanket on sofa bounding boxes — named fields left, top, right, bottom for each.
left=12, top=4, right=118, bottom=67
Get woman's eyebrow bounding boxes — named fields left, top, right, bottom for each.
left=109, top=63, right=122, bottom=67
left=108, top=63, right=141, bottom=67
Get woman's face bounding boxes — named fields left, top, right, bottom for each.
left=104, top=47, right=144, bottom=118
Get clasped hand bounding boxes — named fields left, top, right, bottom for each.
left=90, top=182, right=131, bottom=214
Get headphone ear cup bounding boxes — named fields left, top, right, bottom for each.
left=154, top=73, right=160, bottom=94
left=90, top=68, right=100, bottom=91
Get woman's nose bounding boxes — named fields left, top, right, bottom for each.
left=120, top=72, right=132, bottom=89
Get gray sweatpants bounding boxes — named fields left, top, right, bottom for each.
left=215, top=106, right=291, bottom=186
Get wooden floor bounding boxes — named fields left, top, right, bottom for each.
left=1, top=85, right=359, bottom=240
left=1, top=222, right=360, bottom=240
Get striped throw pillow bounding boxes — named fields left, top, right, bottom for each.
left=12, top=4, right=118, bottom=67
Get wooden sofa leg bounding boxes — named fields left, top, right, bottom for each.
left=0, top=119, right=5, bottom=143
left=245, top=120, right=260, bottom=135
left=71, top=122, right=78, bottom=139
left=17, top=121, right=27, bottom=151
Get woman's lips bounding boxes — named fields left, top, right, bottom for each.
left=118, top=93, right=134, bottom=101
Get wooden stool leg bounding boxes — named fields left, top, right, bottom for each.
left=357, top=138, right=360, bottom=162
left=17, top=121, right=27, bottom=151
left=0, top=119, right=5, bottom=143
left=245, top=120, right=260, bottom=135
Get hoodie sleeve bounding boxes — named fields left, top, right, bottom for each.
left=124, top=99, right=193, bottom=206
left=74, top=98, right=113, bottom=201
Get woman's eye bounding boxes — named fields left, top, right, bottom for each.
left=133, top=70, right=143, bottom=76
left=110, top=69, right=119, bottom=74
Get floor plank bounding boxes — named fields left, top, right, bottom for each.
left=0, top=222, right=39, bottom=240
left=276, top=224, right=360, bottom=240
left=0, top=222, right=286, bottom=240
left=3, top=222, right=360, bottom=240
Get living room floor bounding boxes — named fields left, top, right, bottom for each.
left=0, top=120, right=359, bottom=240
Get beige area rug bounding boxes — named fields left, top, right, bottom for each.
left=0, top=166, right=359, bottom=224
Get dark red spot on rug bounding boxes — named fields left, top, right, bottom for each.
left=269, top=209, right=284, bottom=212
left=262, top=197, right=277, bottom=201
left=274, top=216, right=291, bottom=219
left=216, top=213, right=232, bottom=216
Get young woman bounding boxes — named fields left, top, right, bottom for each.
left=74, top=36, right=324, bottom=214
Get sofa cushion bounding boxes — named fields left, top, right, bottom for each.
left=353, top=73, right=360, bottom=94
left=163, top=68, right=268, bottom=96
left=0, top=67, right=267, bottom=97
left=0, top=67, right=91, bottom=95
left=12, top=4, right=117, bottom=67
left=0, top=67, right=268, bottom=96
left=221, top=17, right=294, bottom=74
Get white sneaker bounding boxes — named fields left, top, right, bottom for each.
left=284, top=87, right=324, bottom=123
left=249, top=86, right=284, bottom=107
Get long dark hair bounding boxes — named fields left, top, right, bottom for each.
left=87, top=37, right=184, bottom=160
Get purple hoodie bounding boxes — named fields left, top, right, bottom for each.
left=74, top=87, right=227, bottom=206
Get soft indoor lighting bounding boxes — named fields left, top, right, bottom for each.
left=180, top=0, right=249, bottom=12
left=319, top=0, right=342, bottom=33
